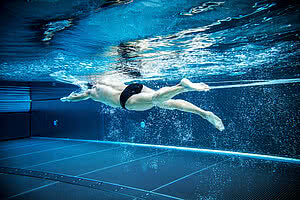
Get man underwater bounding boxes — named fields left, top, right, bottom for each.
left=61, top=77, right=225, bottom=131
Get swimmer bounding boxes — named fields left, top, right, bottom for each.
left=61, top=78, right=225, bottom=131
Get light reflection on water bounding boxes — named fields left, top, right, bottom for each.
left=0, top=0, right=299, bottom=82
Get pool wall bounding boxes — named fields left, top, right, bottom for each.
left=0, top=81, right=31, bottom=140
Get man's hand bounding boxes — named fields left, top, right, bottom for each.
left=60, top=97, right=70, bottom=102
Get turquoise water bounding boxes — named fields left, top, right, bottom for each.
left=0, top=0, right=299, bottom=82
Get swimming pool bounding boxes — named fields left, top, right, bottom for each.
left=0, top=0, right=299, bottom=199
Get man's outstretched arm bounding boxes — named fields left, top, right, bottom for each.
left=61, top=90, right=90, bottom=102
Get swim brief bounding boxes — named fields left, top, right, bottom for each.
left=120, top=83, right=143, bottom=109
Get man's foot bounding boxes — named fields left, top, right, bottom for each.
left=204, top=111, right=225, bottom=131
left=180, top=78, right=210, bottom=92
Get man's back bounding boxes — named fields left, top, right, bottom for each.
left=90, top=84, right=123, bottom=108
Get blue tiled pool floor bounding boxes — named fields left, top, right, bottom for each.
left=0, top=138, right=299, bottom=200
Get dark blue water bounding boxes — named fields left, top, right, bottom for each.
left=0, top=0, right=299, bottom=159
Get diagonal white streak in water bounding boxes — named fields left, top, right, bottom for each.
left=210, top=78, right=300, bottom=90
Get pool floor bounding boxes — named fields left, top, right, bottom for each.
left=0, top=138, right=299, bottom=200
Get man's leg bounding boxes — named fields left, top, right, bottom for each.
left=61, top=90, right=90, bottom=102
left=152, top=78, right=210, bottom=104
left=158, top=99, right=225, bottom=131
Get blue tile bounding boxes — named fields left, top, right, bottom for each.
left=155, top=157, right=300, bottom=200
left=0, top=173, right=54, bottom=199
left=10, top=182, right=134, bottom=200
left=83, top=150, right=229, bottom=191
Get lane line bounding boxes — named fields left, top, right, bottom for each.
left=4, top=150, right=181, bottom=200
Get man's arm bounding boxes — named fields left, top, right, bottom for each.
left=61, top=90, right=90, bottom=102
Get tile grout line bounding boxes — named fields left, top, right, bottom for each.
left=78, top=150, right=171, bottom=177
left=6, top=169, right=183, bottom=200
left=6, top=150, right=171, bottom=199
left=90, top=177, right=184, bottom=200
left=0, top=140, right=61, bottom=151
left=151, top=158, right=232, bottom=192
left=0, top=143, right=86, bottom=161
left=24, top=147, right=122, bottom=169
left=8, top=182, right=58, bottom=199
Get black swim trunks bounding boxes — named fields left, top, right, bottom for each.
left=120, top=83, right=143, bottom=109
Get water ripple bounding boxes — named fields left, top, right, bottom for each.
left=0, top=0, right=299, bottom=81
left=42, top=19, right=73, bottom=42
left=180, top=2, right=224, bottom=16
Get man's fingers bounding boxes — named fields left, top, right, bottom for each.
left=60, top=97, right=70, bottom=102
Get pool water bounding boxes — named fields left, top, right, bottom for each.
left=0, top=0, right=299, bottom=199
left=0, top=0, right=299, bottom=82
